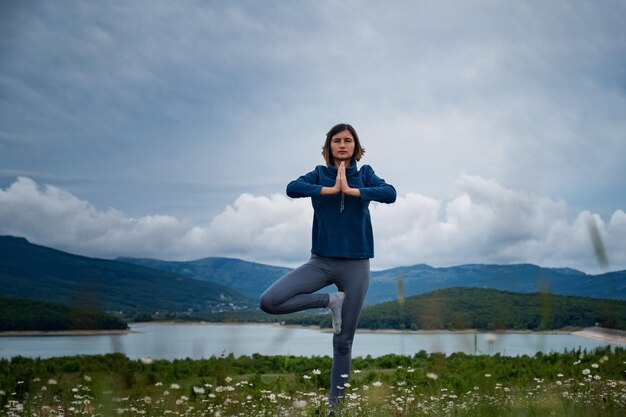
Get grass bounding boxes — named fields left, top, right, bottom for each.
left=1, top=347, right=625, bottom=416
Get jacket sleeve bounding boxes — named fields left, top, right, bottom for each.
left=359, top=165, right=397, bottom=203
left=286, top=168, right=323, bottom=198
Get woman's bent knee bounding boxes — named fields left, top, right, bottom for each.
left=259, top=291, right=278, bottom=314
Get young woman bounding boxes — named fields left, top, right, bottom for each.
left=259, top=123, right=396, bottom=409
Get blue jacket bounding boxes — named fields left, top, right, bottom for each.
left=286, top=161, right=396, bottom=259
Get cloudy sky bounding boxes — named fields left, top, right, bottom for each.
left=1, top=0, right=625, bottom=273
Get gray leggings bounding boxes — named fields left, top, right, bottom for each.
left=259, top=254, right=370, bottom=405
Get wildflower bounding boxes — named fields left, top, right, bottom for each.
left=592, top=363, right=599, bottom=368
left=193, top=386, right=205, bottom=394
left=354, top=369, right=361, bottom=374
left=312, top=369, right=321, bottom=375
left=113, top=397, right=129, bottom=402
left=163, top=391, right=170, bottom=396
left=155, top=382, right=163, bottom=386
left=582, top=369, right=591, bottom=375
left=372, top=381, right=383, bottom=387
left=84, top=375, right=92, bottom=382
left=484, top=374, right=492, bottom=378
left=143, top=396, right=151, bottom=403
left=225, top=376, right=233, bottom=383
left=0, top=390, right=4, bottom=396
left=573, top=360, right=581, bottom=365
left=140, top=357, right=153, bottom=365
left=341, top=374, right=349, bottom=378
left=293, top=400, right=307, bottom=409
left=407, top=368, right=415, bottom=373
left=426, top=372, right=438, bottom=380
left=344, top=383, right=351, bottom=388
left=557, top=373, right=564, bottom=378
left=170, top=383, right=180, bottom=390
left=48, top=379, right=58, bottom=385
left=303, top=375, right=311, bottom=380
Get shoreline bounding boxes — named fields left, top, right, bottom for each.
left=134, top=321, right=574, bottom=334
left=0, top=329, right=135, bottom=337
left=132, top=322, right=626, bottom=344
left=572, top=327, right=626, bottom=345
left=2, top=322, right=624, bottom=344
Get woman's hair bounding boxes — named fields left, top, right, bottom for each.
left=322, top=123, right=366, bottom=166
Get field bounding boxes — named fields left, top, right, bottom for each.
left=1, top=347, right=625, bottom=416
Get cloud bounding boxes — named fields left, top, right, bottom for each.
left=1, top=0, right=625, bottom=226
left=371, top=175, right=626, bottom=273
left=1, top=176, right=624, bottom=273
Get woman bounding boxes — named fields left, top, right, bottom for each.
left=259, top=123, right=396, bottom=409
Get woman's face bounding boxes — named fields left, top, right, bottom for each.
left=330, top=129, right=355, bottom=165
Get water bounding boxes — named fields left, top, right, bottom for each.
left=0, top=323, right=617, bottom=360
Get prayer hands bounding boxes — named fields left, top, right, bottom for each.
left=321, top=162, right=360, bottom=197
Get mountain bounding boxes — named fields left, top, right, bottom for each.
left=119, top=256, right=626, bottom=304
left=367, top=263, right=626, bottom=304
left=0, top=236, right=253, bottom=315
left=0, top=295, right=128, bottom=331
left=356, top=287, right=626, bottom=331
left=117, top=256, right=292, bottom=298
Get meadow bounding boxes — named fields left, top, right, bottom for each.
left=1, top=347, right=625, bottom=416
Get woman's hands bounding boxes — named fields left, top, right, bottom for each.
left=320, top=162, right=361, bottom=197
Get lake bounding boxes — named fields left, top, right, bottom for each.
left=0, top=323, right=618, bottom=360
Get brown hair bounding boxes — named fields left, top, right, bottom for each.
left=321, top=123, right=365, bottom=166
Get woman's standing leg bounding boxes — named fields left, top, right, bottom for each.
left=328, top=258, right=370, bottom=406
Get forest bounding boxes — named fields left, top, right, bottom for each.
left=0, top=295, right=128, bottom=331
left=193, top=287, right=626, bottom=331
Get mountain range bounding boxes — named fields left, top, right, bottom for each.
left=2, top=235, right=625, bottom=319
left=119, top=255, right=626, bottom=304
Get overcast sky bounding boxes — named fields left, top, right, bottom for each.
left=1, top=0, right=625, bottom=273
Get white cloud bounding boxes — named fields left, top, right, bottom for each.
left=1, top=176, right=625, bottom=273
left=371, top=175, right=626, bottom=273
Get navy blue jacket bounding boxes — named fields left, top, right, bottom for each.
left=286, top=161, right=396, bottom=259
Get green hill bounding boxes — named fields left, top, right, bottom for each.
left=281, top=287, right=626, bottom=331
left=356, top=287, right=626, bottom=330
left=0, top=295, right=128, bottom=331
left=0, top=236, right=254, bottom=316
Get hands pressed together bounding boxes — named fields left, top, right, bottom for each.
left=320, top=161, right=361, bottom=197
